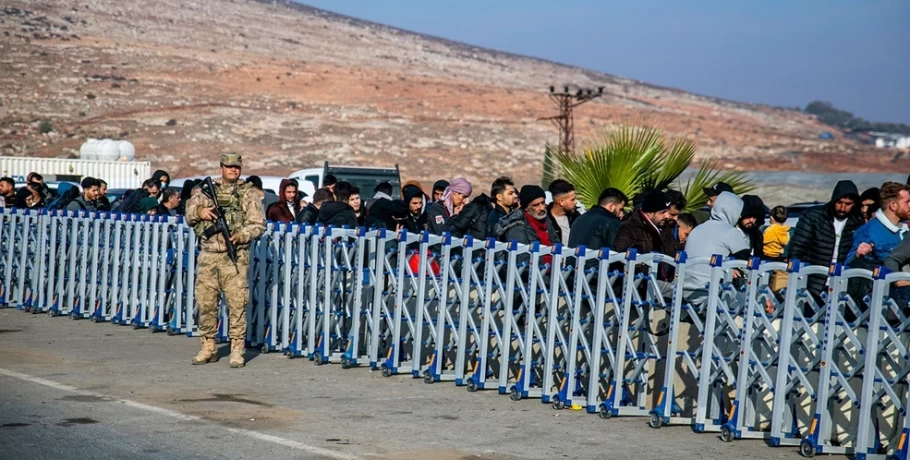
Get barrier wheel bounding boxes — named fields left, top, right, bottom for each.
left=90, top=315, right=99, bottom=323
left=261, top=346, right=270, bottom=355
left=799, top=441, right=815, bottom=458
left=649, top=413, right=662, bottom=429
left=71, top=313, right=79, bottom=320
left=49, top=310, right=58, bottom=317
left=381, top=365, right=393, bottom=378
left=131, top=323, right=140, bottom=329
left=341, top=356, right=352, bottom=369
left=509, top=387, right=522, bottom=402
left=466, top=379, right=478, bottom=393
left=314, top=354, right=324, bottom=366
left=287, top=353, right=296, bottom=360
left=552, top=399, right=565, bottom=411
left=149, top=326, right=158, bottom=333
left=423, top=371, right=434, bottom=384
left=598, top=406, right=612, bottom=419
left=720, top=426, right=733, bottom=443
left=166, top=328, right=178, bottom=336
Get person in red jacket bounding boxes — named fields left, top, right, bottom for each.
left=266, top=179, right=300, bottom=223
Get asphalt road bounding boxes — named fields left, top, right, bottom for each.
left=0, top=308, right=812, bottom=460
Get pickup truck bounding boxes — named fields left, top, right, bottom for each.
left=290, top=162, right=401, bottom=199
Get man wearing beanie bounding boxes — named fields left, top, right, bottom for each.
left=426, top=178, right=472, bottom=236
left=493, top=185, right=558, bottom=261
left=613, top=190, right=674, bottom=255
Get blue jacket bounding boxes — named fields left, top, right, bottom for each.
left=846, top=210, right=907, bottom=265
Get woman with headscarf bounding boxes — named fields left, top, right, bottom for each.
left=425, top=178, right=472, bottom=236
left=151, top=170, right=170, bottom=193
left=137, top=197, right=160, bottom=215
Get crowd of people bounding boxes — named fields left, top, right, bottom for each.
left=2, top=168, right=903, bottom=293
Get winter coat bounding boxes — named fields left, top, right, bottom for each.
left=487, top=204, right=511, bottom=239
left=788, top=180, right=863, bottom=295
left=297, top=203, right=319, bottom=226
left=497, top=210, right=558, bottom=246
left=266, top=179, right=300, bottom=223
left=449, top=193, right=492, bottom=240
left=66, top=195, right=97, bottom=212
left=613, top=209, right=667, bottom=256
left=846, top=210, right=907, bottom=266
left=568, top=206, right=622, bottom=250
left=317, top=201, right=358, bottom=228
left=426, top=201, right=450, bottom=236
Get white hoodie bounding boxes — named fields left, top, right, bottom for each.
left=683, top=192, right=749, bottom=293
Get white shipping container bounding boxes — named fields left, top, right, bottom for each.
left=0, top=156, right=152, bottom=189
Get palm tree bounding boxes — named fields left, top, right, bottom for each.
left=548, top=125, right=753, bottom=211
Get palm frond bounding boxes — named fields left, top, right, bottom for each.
left=681, top=160, right=755, bottom=211
left=550, top=124, right=754, bottom=211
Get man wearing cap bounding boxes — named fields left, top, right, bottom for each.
left=695, top=181, right=735, bottom=224
left=185, top=153, right=266, bottom=368
left=613, top=190, right=674, bottom=256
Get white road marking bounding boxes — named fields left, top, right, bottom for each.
left=0, top=367, right=361, bottom=460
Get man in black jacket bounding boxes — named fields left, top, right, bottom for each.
left=298, top=188, right=333, bottom=226
left=568, top=188, right=627, bottom=250
left=547, top=179, right=578, bottom=245
left=317, top=181, right=358, bottom=228
left=449, top=193, right=492, bottom=240
left=486, top=176, right=517, bottom=238
left=788, top=180, right=863, bottom=296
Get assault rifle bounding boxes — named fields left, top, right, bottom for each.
left=200, top=176, right=239, bottom=273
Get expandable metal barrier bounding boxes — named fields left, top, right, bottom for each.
left=2, top=207, right=907, bottom=459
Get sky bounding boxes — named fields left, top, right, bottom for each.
left=298, top=0, right=910, bottom=124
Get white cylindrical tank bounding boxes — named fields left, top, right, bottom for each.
left=99, top=139, right=121, bottom=161
left=79, top=139, right=136, bottom=161
left=118, top=140, right=135, bottom=161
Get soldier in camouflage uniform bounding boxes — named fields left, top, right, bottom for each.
left=185, top=153, right=266, bottom=368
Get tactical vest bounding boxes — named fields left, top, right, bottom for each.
left=195, top=180, right=250, bottom=239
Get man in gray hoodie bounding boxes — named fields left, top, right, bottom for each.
left=682, top=192, right=750, bottom=303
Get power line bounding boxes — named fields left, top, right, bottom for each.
left=540, top=85, right=604, bottom=154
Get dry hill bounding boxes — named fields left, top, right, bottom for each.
left=0, top=0, right=899, bottom=188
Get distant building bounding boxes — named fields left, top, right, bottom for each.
left=870, top=132, right=910, bottom=149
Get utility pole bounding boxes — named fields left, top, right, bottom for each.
left=542, top=85, right=604, bottom=154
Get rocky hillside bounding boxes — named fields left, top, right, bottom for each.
left=0, top=0, right=898, bottom=188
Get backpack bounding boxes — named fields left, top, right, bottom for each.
left=47, top=183, right=81, bottom=210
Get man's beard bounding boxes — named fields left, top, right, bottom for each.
left=834, top=211, right=848, bottom=219
left=529, top=210, right=547, bottom=220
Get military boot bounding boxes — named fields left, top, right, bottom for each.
left=229, top=339, right=245, bottom=368
left=191, top=337, right=218, bottom=365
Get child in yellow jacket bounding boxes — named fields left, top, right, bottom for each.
left=763, top=206, right=790, bottom=292
left=763, top=206, right=790, bottom=260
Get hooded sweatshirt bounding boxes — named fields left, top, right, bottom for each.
left=683, top=192, right=749, bottom=294
left=266, top=179, right=300, bottom=223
